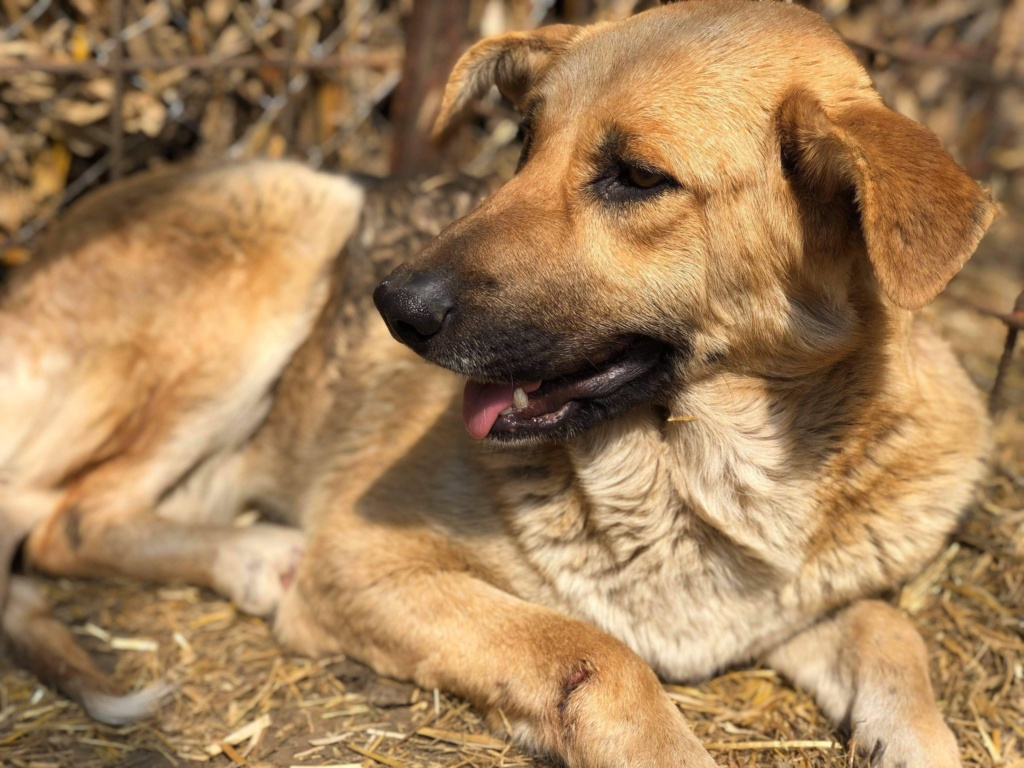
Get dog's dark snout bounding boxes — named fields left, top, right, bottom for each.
left=373, top=266, right=455, bottom=347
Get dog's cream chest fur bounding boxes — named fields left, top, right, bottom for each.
left=490, top=398, right=803, bottom=680
left=491, top=369, right=981, bottom=682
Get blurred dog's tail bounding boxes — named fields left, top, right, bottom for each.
left=2, top=574, right=171, bottom=725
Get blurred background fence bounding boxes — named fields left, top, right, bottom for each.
left=1, top=0, right=1023, bottom=262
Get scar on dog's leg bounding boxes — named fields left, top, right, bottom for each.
left=764, top=599, right=960, bottom=768
left=275, top=532, right=717, bottom=768
left=2, top=575, right=171, bottom=724
left=24, top=501, right=305, bottom=617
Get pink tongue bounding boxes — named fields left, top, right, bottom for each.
left=462, top=380, right=542, bottom=440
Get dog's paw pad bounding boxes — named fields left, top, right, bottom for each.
left=212, top=524, right=306, bottom=617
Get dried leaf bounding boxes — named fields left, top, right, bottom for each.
left=123, top=91, right=167, bottom=137
left=70, top=24, right=91, bottom=62
left=30, top=143, right=70, bottom=202
left=52, top=98, right=110, bottom=126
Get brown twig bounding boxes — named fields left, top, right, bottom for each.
left=989, top=291, right=1024, bottom=415
left=949, top=290, right=1024, bottom=414
left=281, top=0, right=299, bottom=149
left=843, top=36, right=1024, bottom=89
left=843, top=36, right=989, bottom=66
left=0, top=51, right=399, bottom=76
left=949, top=291, right=1024, bottom=332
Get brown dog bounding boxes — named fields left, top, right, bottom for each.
left=1, top=1, right=995, bottom=765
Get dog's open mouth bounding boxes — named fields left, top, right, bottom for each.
left=461, top=337, right=666, bottom=440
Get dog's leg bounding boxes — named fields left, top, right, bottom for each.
left=25, top=496, right=305, bottom=618
left=1, top=491, right=172, bottom=723
left=764, top=599, right=959, bottom=768
left=275, top=530, right=717, bottom=768
left=0, top=488, right=63, bottom=603
left=12, top=466, right=302, bottom=722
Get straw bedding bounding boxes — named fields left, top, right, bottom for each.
left=1, top=1, right=1022, bottom=765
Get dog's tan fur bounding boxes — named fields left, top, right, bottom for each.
left=0, top=1, right=996, bottom=765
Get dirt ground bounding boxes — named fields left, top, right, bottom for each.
left=0, top=205, right=1021, bottom=768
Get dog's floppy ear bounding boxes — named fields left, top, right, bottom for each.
left=432, top=25, right=580, bottom=140
left=778, top=88, right=997, bottom=310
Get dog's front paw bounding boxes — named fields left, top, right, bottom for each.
left=212, top=524, right=306, bottom=616
left=852, top=714, right=961, bottom=768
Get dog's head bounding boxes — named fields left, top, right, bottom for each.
left=374, top=0, right=996, bottom=443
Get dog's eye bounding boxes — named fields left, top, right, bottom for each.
left=592, top=161, right=676, bottom=204
left=624, top=165, right=667, bottom=189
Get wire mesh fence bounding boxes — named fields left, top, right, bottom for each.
left=1, top=0, right=1022, bottom=257
left=1, top=0, right=405, bottom=254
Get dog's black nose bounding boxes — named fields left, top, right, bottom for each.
left=373, top=266, right=455, bottom=346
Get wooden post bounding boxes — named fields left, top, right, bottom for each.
left=389, top=0, right=471, bottom=176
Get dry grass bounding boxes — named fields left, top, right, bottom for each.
left=1, top=217, right=1022, bottom=768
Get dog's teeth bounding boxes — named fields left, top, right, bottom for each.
left=500, top=406, right=514, bottom=416
left=513, top=387, right=529, bottom=410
